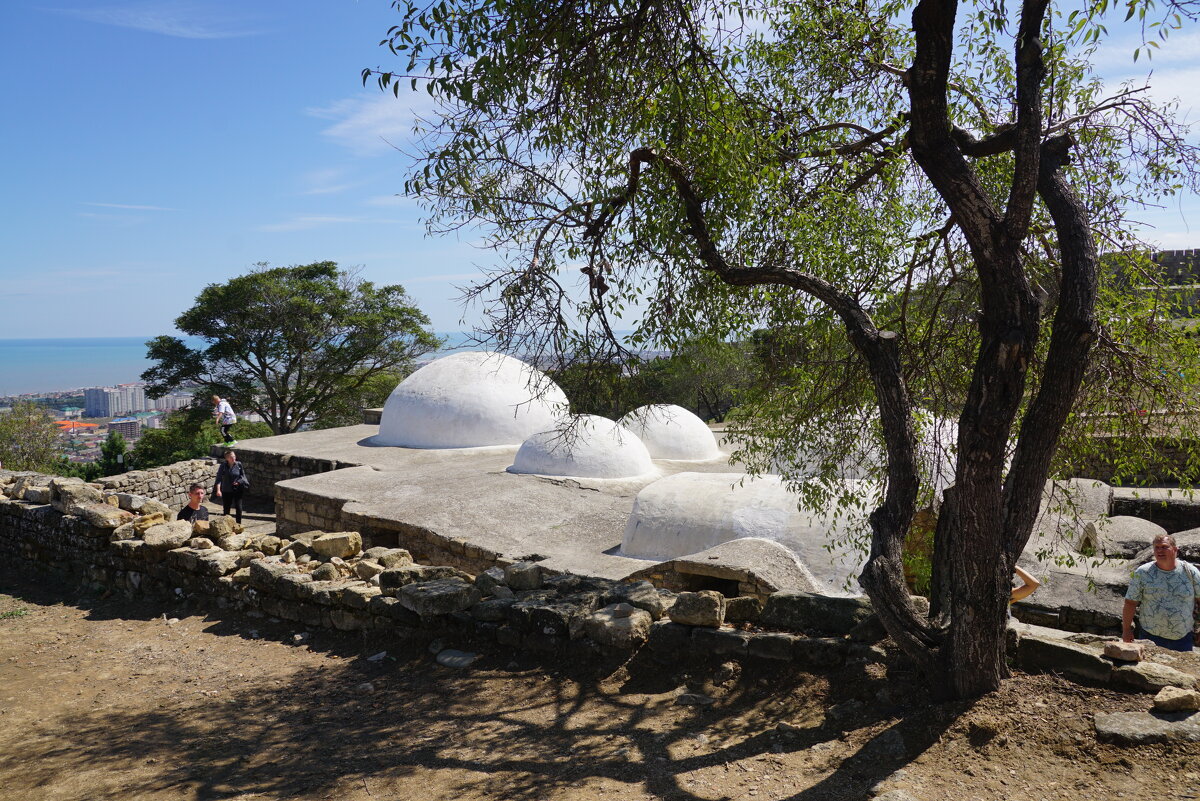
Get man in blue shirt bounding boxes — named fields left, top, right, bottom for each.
left=1123, top=534, right=1200, bottom=652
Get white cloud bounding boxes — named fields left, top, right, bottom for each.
left=50, top=2, right=261, bottom=39
left=298, top=168, right=362, bottom=196
left=83, top=202, right=178, bottom=211
left=308, top=92, right=439, bottom=156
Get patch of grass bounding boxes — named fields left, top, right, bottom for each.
left=0, top=608, right=29, bottom=621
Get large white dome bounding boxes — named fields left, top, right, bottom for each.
left=376, top=352, right=568, bottom=448
left=618, top=404, right=721, bottom=460
left=509, top=415, right=655, bottom=479
left=621, top=472, right=868, bottom=592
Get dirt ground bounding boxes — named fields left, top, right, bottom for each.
left=1, top=568, right=1198, bottom=801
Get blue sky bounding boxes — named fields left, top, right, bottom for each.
left=0, top=1, right=1197, bottom=339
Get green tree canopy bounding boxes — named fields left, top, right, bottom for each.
left=143, top=262, right=441, bottom=434
left=130, top=408, right=273, bottom=470
left=97, top=431, right=127, bottom=477
left=368, top=0, right=1200, bottom=697
left=0, top=401, right=62, bottom=472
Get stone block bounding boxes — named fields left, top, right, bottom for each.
left=1154, top=686, right=1200, bottom=713
left=196, top=550, right=241, bottom=577
left=142, top=521, right=194, bottom=551
left=297, top=580, right=349, bottom=606
left=140, top=499, right=172, bottom=518
left=792, top=637, right=850, bottom=669
left=249, top=557, right=297, bottom=589
left=132, top=512, right=167, bottom=534
left=1103, top=641, right=1145, bottom=662
left=50, top=478, right=103, bottom=513
left=760, top=592, right=873, bottom=634
left=508, top=597, right=588, bottom=637
left=692, top=626, right=749, bottom=656
left=355, top=560, right=385, bottom=580
left=378, top=548, right=413, bottom=568
left=1111, top=661, right=1198, bottom=693
left=310, top=532, right=362, bottom=559
left=311, top=563, right=340, bottom=582
left=724, top=595, right=763, bottom=625
left=368, top=594, right=421, bottom=626
left=646, top=620, right=692, bottom=656
left=472, top=597, right=516, bottom=622
left=668, top=590, right=726, bottom=628
left=748, top=632, right=800, bottom=660
left=109, top=522, right=137, bottom=542
left=475, top=566, right=507, bottom=595
left=341, top=584, right=381, bottom=610
left=379, top=564, right=471, bottom=596
left=22, top=486, right=50, bottom=504
left=504, top=561, right=543, bottom=591
left=1095, top=711, right=1200, bottom=745
left=604, top=581, right=669, bottom=620
left=74, top=502, right=134, bottom=530
left=1017, top=635, right=1113, bottom=684
left=399, top=578, right=481, bottom=617
left=585, top=604, right=652, bottom=649
left=330, top=609, right=366, bottom=631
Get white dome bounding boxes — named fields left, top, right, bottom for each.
left=377, top=352, right=568, bottom=448
left=618, top=404, right=721, bottom=461
left=621, top=472, right=868, bottom=592
left=509, top=415, right=655, bottom=479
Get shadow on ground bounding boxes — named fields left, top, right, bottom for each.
left=0, top=569, right=963, bottom=801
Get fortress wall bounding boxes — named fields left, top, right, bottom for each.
left=209, top=446, right=363, bottom=502
left=97, top=459, right=216, bottom=509
left=0, top=469, right=884, bottom=672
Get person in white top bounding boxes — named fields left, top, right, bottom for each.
left=212, top=395, right=237, bottom=445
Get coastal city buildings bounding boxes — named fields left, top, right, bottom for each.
left=82, top=384, right=191, bottom=417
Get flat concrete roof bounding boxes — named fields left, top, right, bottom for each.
left=237, top=424, right=761, bottom=582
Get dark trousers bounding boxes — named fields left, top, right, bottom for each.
left=221, top=424, right=234, bottom=443
left=222, top=489, right=244, bottom=524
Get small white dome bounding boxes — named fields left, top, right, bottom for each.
left=376, top=352, right=568, bottom=448
left=509, top=415, right=655, bottom=479
left=619, top=404, right=721, bottom=460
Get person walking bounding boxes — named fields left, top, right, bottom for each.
left=213, top=449, right=250, bottom=525
left=212, top=395, right=238, bottom=445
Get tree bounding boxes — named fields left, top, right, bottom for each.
left=369, top=0, right=1199, bottom=697
left=143, top=262, right=442, bottom=434
left=130, top=408, right=274, bottom=469
left=97, top=431, right=127, bottom=477
left=0, top=401, right=62, bottom=471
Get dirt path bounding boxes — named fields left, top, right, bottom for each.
left=1, top=569, right=1197, bottom=801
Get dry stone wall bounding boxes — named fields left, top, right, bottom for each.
left=215, top=447, right=362, bottom=502
left=0, top=468, right=893, bottom=671
left=97, top=459, right=216, bottom=509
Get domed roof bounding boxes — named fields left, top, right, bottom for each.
left=618, top=404, right=721, bottom=460
left=508, top=415, right=655, bottom=479
left=376, top=351, right=568, bottom=448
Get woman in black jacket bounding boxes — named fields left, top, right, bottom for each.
left=213, top=449, right=250, bottom=524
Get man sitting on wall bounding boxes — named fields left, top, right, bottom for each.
left=177, top=483, right=210, bottom=524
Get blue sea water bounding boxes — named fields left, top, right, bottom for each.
left=0, top=333, right=480, bottom=397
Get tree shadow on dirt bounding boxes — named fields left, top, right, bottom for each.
left=0, top=572, right=959, bottom=801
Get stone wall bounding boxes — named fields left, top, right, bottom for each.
left=97, top=459, right=216, bottom=509
left=274, top=482, right=508, bottom=575
left=213, top=447, right=362, bottom=503
left=0, top=469, right=887, bottom=671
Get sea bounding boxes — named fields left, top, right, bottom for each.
left=0, top=333, right=482, bottom=398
